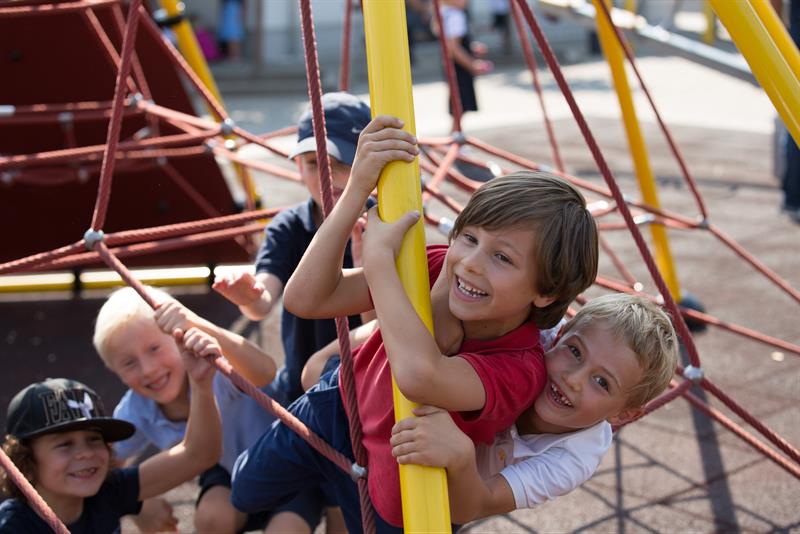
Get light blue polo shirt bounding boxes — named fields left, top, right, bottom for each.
left=113, top=370, right=276, bottom=473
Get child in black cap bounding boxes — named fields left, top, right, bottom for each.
left=213, top=91, right=374, bottom=406
left=212, top=91, right=373, bottom=533
left=0, top=328, right=222, bottom=533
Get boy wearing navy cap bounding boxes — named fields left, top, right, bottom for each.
left=212, top=92, right=372, bottom=533
left=214, top=92, right=373, bottom=406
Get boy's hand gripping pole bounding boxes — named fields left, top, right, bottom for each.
left=362, top=1, right=451, bottom=532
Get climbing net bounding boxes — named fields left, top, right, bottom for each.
left=0, top=0, right=798, bottom=531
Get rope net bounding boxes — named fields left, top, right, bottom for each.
left=1, top=0, right=798, bottom=529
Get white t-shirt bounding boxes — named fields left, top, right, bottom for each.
left=440, top=5, right=467, bottom=39
left=113, top=368, right=276, bottom=473
left=475, top=421, right=612, bottom=509
left=472, top=318, right=611, bottom=509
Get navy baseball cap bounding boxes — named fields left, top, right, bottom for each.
left=289, top=92, right=372, bottom=166
left=7, top=378, right=135, bottom=442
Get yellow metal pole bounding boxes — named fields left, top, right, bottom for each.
left=710, top=0, right=800, bottom=146
left=703, top=0, right=717, bottom=44
left=593, top=0, right=682, bottom=300
left=362, top=1, right=451, bottom=532
left=158, top=0, right=258, bottom=208
left=624, top=0, right=637, bottom=13
left=750, top=0, right=800, bottom=80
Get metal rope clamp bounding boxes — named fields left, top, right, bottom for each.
left=220, top=118, right=237, bottom=136
left=83, top=228, right=105, bottom=251
left=683, top=365, right=704, bottom=384
left=350, top=462, right=367, bottom=482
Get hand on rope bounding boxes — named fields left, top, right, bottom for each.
left=175, top=327, right=221, bottom=385
left=154, top=298, right=201, bottom=337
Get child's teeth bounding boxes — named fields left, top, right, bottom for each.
left=458, top=278, right=487, bottom=297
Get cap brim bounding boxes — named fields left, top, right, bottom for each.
left=288, top=136, right=357, bottom=166
left=23, top=417, right=135, bottom=443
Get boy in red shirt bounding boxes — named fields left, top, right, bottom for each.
left=230, top=116, right=598, bottom=532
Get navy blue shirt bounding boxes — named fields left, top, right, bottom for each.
left=255, top=198, right=365, bottom=404
left=0, top=466, right=142, bottom=534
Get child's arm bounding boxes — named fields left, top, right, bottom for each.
left=446, top=36, right=492, bottom=75
left=213, top=271, right=284, bottom=321
left=301, top=319, right=379, bottom=391
left=137, top=328, right=222, bottom=501
left=361, top=208, right=485, bottom=411
left=390, top=406, right=515, bottom=523
left=284, top=115, right=418, bottom=320
left=155, top=299, right=277, bottom=387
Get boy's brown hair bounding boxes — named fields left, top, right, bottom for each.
left=451, top=171, right=599, bottom=328
left=1, top=436, right=35, bottom=501
left=563, top=293, right=679, bottom=408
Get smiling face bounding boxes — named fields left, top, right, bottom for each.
left=31, top=430, right=110, bottom=507
left=528, top=319, right=643, bottom=434
left=103, top=317, right=186, bottom=406
left=446, top=225, right=555, bottom=340
left=296, top=152, right=352, bottom=210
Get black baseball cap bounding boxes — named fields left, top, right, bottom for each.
left=288, top=92, right=372, bottom=166
left=6, top=378, right=135, bottom=442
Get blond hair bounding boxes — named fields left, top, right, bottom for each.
left=93, top=285, right=171, bottom=362
left=563, top=293, right=679, bottom=408
left=451, top=171, right=598, bottom=328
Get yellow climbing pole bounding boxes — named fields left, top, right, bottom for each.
left=710, top=0, right=800, bottom=146
left=593, top=0, right=682, bottom=300
left=362, top=1, right=451, bottom=532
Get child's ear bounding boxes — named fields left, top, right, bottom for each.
left=532, top=294, right=557, bottom=309
left=606, top=407, right=643, bottom=426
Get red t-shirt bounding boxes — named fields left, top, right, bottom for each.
left=341, top=245, right=546, bottom=526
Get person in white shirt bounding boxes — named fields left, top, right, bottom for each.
left=390, top=293, right=679, bottom=523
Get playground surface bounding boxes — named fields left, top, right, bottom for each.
left=2, top=53, right=798, bottom=532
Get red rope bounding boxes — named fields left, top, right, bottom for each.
left=681, top=390, right=800, bottom=479
left=421, top=145, right=483, bottom=193
left=594, top=275, right=800, bottom=356
left=465, top=135, right=701, bottom=228
left=594, top=0, right=708, bottom=219
left=706, top=222, right=800, bottom=305
left=80, top=8, right=138, bottom=94
left=0, top=0, right=117, bottom=17
left=598, top=233, right=640, bottom=289
left=297, top=0, right=376, bottom=530
left=0, top=449, right=69, bottom=533
left=110, top=2, right=161, bottom=139
left=430, top=0, right=463, bottom=132
left=38, top=223, right=266, bottom=272
left=339, top=0, right=353, bottom=92
left=91, top=242, right=357, bottom=475
left=89, top=0, right=143, bottom=231
left=137, top=7, right=228, bottom=122
left=509, top=0, right=564, bottom=172
left=696, top=376, right=800, bottom=464
left=0, top=130, right=220, bottom=170
left=110, top=3, right=154, bottom=104
left=611, top=379, right=692, bottom=431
